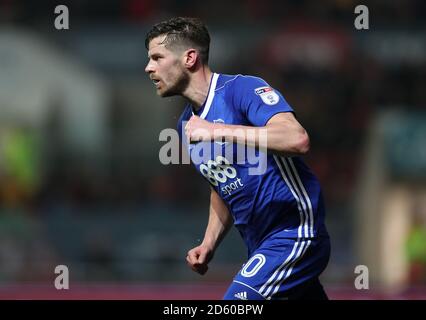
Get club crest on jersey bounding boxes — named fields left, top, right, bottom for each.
left=255, top=86, right=280, bottom=105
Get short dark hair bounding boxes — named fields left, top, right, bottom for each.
left=145, top=17, right=210, bottom=64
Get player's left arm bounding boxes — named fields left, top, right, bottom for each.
left=184, top=112, right=310, bottom=156
left=186, top=187, right=233, bottom=275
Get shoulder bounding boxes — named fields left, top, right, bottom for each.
left=214, top=74, right=240, bottom=92
left=215, top=74, right=269, bottom=90
left=235, top=74, right=270, bottom=86
left=218, top=74, right=270, bottom=95
left=219, top=74, right=273, bottom=106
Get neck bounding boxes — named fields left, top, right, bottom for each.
left=182, top=66, right=213, bottom=111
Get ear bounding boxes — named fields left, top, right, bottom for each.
left=183, top=49, right=198, bottom=69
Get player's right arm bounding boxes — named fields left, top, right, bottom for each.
left=186, top=187, right=233, bottom=275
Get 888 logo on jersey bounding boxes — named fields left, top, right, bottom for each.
left=199, top=156, right=244, bottom=195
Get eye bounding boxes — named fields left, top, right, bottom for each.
left=151, top=55, right=162, bottom=61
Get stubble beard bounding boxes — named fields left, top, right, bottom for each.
left=160, top=68, right=190, bottom=98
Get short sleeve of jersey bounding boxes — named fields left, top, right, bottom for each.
left=232, top=76, right=293, bottom=127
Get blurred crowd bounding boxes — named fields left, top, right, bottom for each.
left=1, top=0, right=426, bottom=25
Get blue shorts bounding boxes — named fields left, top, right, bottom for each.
left=223, top=236, right=330, bottom=300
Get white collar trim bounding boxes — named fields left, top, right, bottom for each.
left=198, top=73, right=219, bottom=119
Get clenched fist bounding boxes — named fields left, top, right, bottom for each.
left=184, top=115, right=217, bottom=143
left=186, top=244, right=214, bottom=275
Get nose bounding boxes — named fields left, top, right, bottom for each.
left=145, top=60, right=154, bottom=74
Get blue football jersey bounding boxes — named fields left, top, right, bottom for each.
left=178, top=73, right=328, bottom=255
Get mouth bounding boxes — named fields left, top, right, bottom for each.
left=151, top=77, right=161, bottom=88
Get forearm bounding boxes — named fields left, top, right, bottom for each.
left=213, top=121, right=309, bottom=156
left=186, top=113, right=310, bottom=156
left=201, top=190, right=233, bottom=251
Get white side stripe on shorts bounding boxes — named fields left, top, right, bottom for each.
left=268, top=240, right=311, bottom=299
left=259, top=240, right=303, bottom=298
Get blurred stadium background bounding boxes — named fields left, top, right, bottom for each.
left=0, top=0, right=426, bottom=299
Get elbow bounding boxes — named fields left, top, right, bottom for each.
left=295, top=131, right=310, bottom=155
